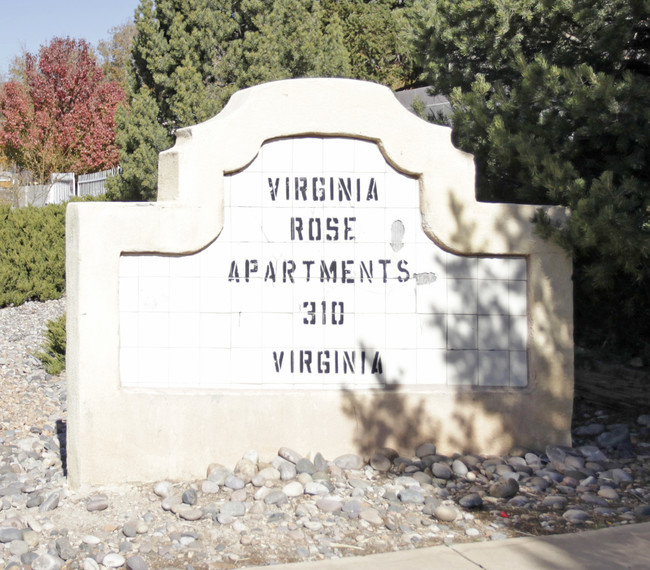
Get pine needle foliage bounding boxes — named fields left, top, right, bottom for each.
left=417, top=0, right=650, bottom=351
left=0, top=204, right=66, bottom=307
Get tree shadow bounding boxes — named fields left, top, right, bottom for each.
left=340, top=344, right=443, bottom=456
left=56, top=418, right=67, bottom=476
left=340, top=190, right=573, bottom=458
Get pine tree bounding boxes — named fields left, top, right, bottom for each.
left=417, top=0, right=650, bottom=350
left=108, top=0, right=241, bottom=200
left=109, top=0, right=420, bottom=201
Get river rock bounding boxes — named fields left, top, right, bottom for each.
left=489, top=478, right=519, bottom=499
left=434, top=505, right=457, bottom=522
left=334, top=454, right=363, bottom=470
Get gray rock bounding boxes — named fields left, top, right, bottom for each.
left=597, top=425, right=630, bottom=448
left=314, top=452, right=329, bottom=472
left=296, top=458, right=316, bottom=475
left=201, top=480, right=221, bottom=493
left=577, top=445, right=607, bottom=462
left=526, top=476, right=551, bottom=492
left=489, top=478, right=519, bottom=499
left=242, top=449, right=259, bottom=463
left=55, top=537, right=75, bottom=560
left=507, top=495, right=530, bottom=507
left=126, top=555, right=149, bottom=570
left=574, top=423, right=605, bottom=436
left=581, top=493, right=609, bottom=507
left=207, top=467, right=232, bottom=485
left=304, top=482, right=329, bottom=495
left=434, top=505, right=457, bottom=522
left=432, top=462, right=452, bottom=479
left=277, top=461, right=297, bottom=481
left=458, top=493, right=483, bottom=508
left=415, top=443, right=436, bottom=457
left=31, top=554, right=64, bottom=570
left=611, top=468, right=633, bottom=484
left=398, top=488, right=425, bottom=504
left=278, top=447, right=303, bottom=464
left=220, top=501, right=246, bottom=517
left=545, top=445, right=572, bottom=465
left=252, top=467, right=281, bottom=486
left=339, top=498, right=359, bottom=513
left=524, top=452, right=542, bottom=465
left=562, top=509, right=589, bottom=524
left=638, top=415, right=650, bottom=427
left=634, top=505, right=650, bottom=517
left=39, top=491, right=60, bottom=512
left=224, top=475, right=245, bottom=490
left=564, top=455, right=585, bottom=470
left=316, top=497, right=343, bottom=512
left=349, top=478, right=371, bottom=489
left=283, top=481, right=304, bottom=497
left=360, top=508, right=383, bottom=525
left=451, top=459, right=468, bottom=477
left=0, top=527, right=23, bottom=543
left=412, top=471, right=433, bottom=486
left=153, top=481, right=172, bottom=498
left=598, top=487, right=619, bottom=500
left=543, top=496, right=567, bottom=509
left=82, top=558, right=100, bottom=570
left=102, top=553, right=127, bottom=568
left=334, top=453, right=364, bottom=470
left=264, top=490, right=288, bottom=506
left=86, top=495, right=108, bottom=512
left=10, top=539, right=29, bottom=556
left=21, top=552, right=39, bottom=566
left=182, top=488, right=197, bottom=505
left=26, top=491, right=44, bottom=508
left=369, top=453, right=392, bottom=472
left=177, top=506, right=204, bottom=521
left=123, top=520, right=138, bottom=538
left=234, top=458, right=257, bottom=483
left=161, top=494, right=182, bottom=511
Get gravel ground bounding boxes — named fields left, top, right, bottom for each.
left=0, top=298, right=648, bottom=570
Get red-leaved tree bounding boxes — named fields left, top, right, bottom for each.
left=0, top=37, right=125, bottom=183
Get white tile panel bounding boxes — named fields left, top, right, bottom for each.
left=447, top=350, right=478, bottom=386
left=119, top=137, right=529, bottom=390
left=478, top=314, right=510, bottom=350
left=510, top=351, right=528, bottom=387
left=479, top=350, right=510, bottom=386
left=447, top=314, right=478, bottom=350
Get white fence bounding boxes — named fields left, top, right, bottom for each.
left=13, top=167, right=119, bottom=207
left=78, top=167, right=120, bottom=198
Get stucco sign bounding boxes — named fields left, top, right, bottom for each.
left=67, top=79, right=573, bottom=486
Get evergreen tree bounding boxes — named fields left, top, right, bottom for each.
left=219, top=0, right=352, bottom=87
left=109, top=0, right=419, bottom=201
left=323, top=0, right=418, bottom=90
left=417, top=0, right=650, bottom=350
left=108, top=0, right=242, bottom=200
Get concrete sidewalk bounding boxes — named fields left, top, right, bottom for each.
left=249, top=521, right=650, bottom=569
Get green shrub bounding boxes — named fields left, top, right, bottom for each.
left=36, top=314, right=66, bottom=375
left=0, top=203, right=66, bottom=307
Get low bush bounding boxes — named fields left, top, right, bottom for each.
left=0, top=204, right=66, bottom=307
left=35, top=314, right=66, bottom=375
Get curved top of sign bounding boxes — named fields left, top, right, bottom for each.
left=156, top=78, right=565, bottom=259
